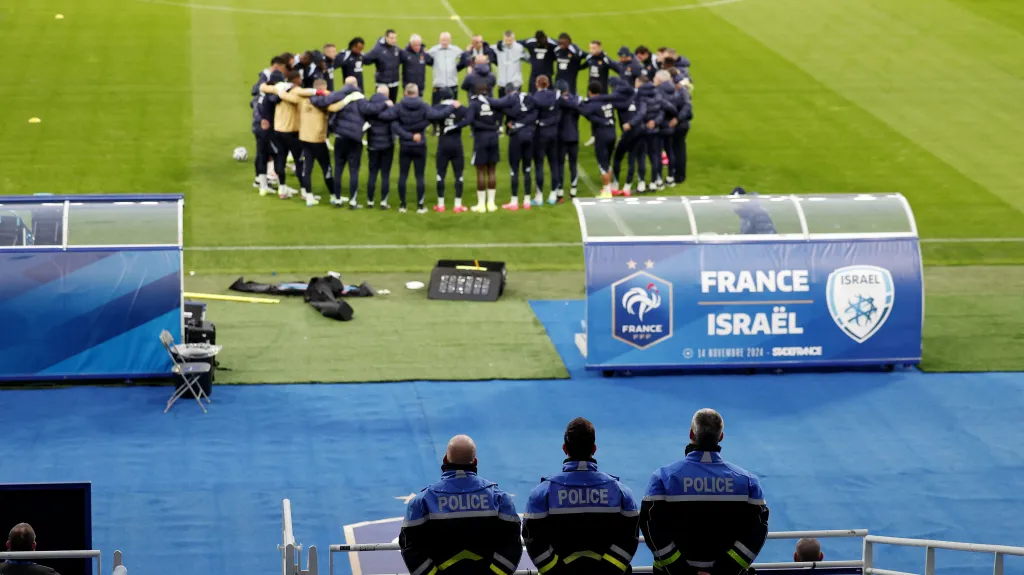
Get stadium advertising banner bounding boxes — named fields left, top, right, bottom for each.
left=584, top=239, right=923, bottom=370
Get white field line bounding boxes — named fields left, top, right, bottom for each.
left=134, top=0, right=744, bottom=20
left=438, top=0, right=474, bottom=39
left=186, top=238, right=1024, bottom=251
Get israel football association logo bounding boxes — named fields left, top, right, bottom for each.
left=826, top=265, right=895, bottom=343
left=612, top=271, right=673, bottom=349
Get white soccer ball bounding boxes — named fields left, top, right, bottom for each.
left=233, top=146, right=248, bottom=162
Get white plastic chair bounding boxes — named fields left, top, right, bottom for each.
left=159, top=330, right=211, bottom=413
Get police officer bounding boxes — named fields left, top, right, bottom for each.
left=365, top=29, right=402, bottom=101
left=400, top=435, right=522, bottom=575
left=336, top=37, right=366, bottom=91
left=640, top=409, right=769, bottom=575
left=435, top=88, right=468, bottom=212
left=554, top=34, right=584, bottom=95
left=380, top=83, right=454, bottom=213
left=523, top=418, right=640, bottom=575
left=490, top=83, right=537, bottom=210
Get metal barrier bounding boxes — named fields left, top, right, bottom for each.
left=863, top=535, right=1024, bottom=575
left=327, top=529, right=868, bottom=575
left=281, top=498, right=319, bottom=575
left=0, top=549, right=118, bottom=575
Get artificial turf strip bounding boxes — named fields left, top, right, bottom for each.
left=186, top=266, right=1021, bottom=382
left=186, top=273, right=575, bottom=383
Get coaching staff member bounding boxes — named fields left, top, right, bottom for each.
left=640, top=409, right=769, bottom=575
left=365, top=29, right=402, bottom=101
left=1, top=523, right=59, bottom=575
left=523, top=418, right=640, bottom=575
left=400, top=435, right=522, bottom=575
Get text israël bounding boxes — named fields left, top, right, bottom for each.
left=701, top=270, right=809, bottom=336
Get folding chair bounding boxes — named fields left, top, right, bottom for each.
left=159, top=330, right=211, bottom=413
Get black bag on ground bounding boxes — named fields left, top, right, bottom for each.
left=304, top=276, right=354, bottom=321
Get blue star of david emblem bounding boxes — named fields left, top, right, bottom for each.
left=844, top=294, right=878, bottom=326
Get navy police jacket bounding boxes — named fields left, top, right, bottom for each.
left=400, top=465, right=522, bottom=575
left=523, top=460, right=640, bottom=575
left=640, top=447, right=769, bottom=575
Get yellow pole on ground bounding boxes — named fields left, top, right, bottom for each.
left=184, top=292, right=280, bottom=304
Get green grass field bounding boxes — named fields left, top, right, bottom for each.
left=3, top=0, right=1023, bottom=377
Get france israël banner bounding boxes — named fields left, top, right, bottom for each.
left=584, top=240, right=923, bottom=370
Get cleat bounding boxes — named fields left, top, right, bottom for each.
left=661, top=151, right=669, bottom=165
left=548, top=192, right=558, bottom=205
left=278, top=185, right=298, bottom=199
left=523, top=198, right=532, bottom=210
left=557, top=196, right=566, bottom=204
left=598, top=190, right=613, bottom=199
left=637, top=181, right=647, bottom=193
left=470, top=204, right=487, bottom=213
left=367, top=201, right=375, bottom=208
left=306, top=196, right=319, bottom=207
left=502, top=202, right=520, bottom=211
left=453, top=205, right=468, bottom=213
left=570, top=187, right=578, bottom=197
left=417, top=206, right=428, bottom=214
left=259, top=188, right=270, bottom=197
left=486, top=202, right=498, bottom=212
left=534, top=193, right=544, bottom=206
left=349, top=201, right=362, bottom=210
left=398, top=205, right=407, bottom=213
left=433, top=205, right=446, bottom=213
left=380, top=202, right=390, bottom=210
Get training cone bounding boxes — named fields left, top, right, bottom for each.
left=28, top=118, right=41, bottom=124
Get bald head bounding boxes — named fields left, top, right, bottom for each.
left=440, top=32, right=451, bottom=47
left=7, top=523, right=36, bottom=552
left=445, top=435, right=477, bottom=465
left=377, top=85, right=390, bottom=96
left=344, top=76, right=358, bottom=87
left=795, top=538, right=823, bottom=562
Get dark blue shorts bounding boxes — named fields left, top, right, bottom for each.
left=472, top=135, right=500, bottom=166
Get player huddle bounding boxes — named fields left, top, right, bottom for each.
left=250, top=30, right=694, bottom=213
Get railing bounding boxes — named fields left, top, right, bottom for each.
left=281, top=498, right=318, bottom=575
left=0, top=549, right=109, bottom=575
left=327, top=529, right=868, bottom=575
left=864, top=535, right=1024, bottom=575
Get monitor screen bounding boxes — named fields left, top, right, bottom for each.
left=0, top=483, right=93, bottom=575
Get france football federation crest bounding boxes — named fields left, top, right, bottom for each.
left=612, top=271, right=673, bottom=349
left=826, top=265, right=895, bottom=343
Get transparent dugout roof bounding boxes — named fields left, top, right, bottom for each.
left=0, top=195, right=183, bottom=248
left=575, top=194, right=917, bottom=242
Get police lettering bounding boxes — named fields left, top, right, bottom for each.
left=700, top=270, right=810, bottom=294
left=707, top=307, right=804, bottom=336
left=557, top=488, right=609, bottom=506
left=438, top=493, right=489, bottom=511
left=682, top=476, right=734, bottom=493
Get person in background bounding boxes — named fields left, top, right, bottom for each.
left=401, top=34, right=433, bottom=97
left=560, top=81, right=618, bottom=197
left=380, top=83, right=455, bottom=213
left=311, top=77, right=392, bottom=208
left=554, top=79, right=582, bottom=201
left=0, top=523, right=60, bottom=575
left=635, top=45, right=656, bottom=78
left=461, top=56, right=497, bottom=98
left=259, top=70, right=306, bottom=199
left=459, top=35, right=497, bottom=73
left=435, top=88, right=469, bottom=212
left=495, top=31, right=528, bottom=101
left=634, top=75, right=666, bottom=193
left=523, top=418, right=640, bottom=575
left=615, top=46, right=644, bottom=85
left=297, top=51, right=323, bottom=88
left=669, top=72, right=692, bottom=185
left=522, top=30, right=558, bottom=93
left=654, top=70, right=680, bottom=189
left=428, top=32, right=462, bottom=114
left=364, top=86, right=397, bottom=209
left=532, top=75, right=561, bottom=206
left=295, top=78, right=335, bottom=207
left=252, top=55, right=289, bottom=100
left=336, top=37, right=366, bottom=91
left=365, top=29, right=402, bottom=101
left=489, top=83, right=537, bottom=210
left=581, top=40, right=616, bottom=95
left=322, top=43, right=338, bottom=91
left=554, top=33, right=584, bottom=94
left=795, top=538, right=823, bottom=563
left=640, top=408, right=770, bottom=575
left=399, top=435, right=522, bottom=575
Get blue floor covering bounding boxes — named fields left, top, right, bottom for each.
left=0, top=300, right=1021, bottom=575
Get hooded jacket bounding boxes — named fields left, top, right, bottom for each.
left=364, top=38, right=402, bottom=86
left=380, top=96, right=451, bottom=148
left=400, top=45, right=434, bottom=90
left=461, top=63, right=497, bottom=97
left=656, top=82, right=681, bottom=135
left=311, top=85, right=388, bottom=141
left=364, top=92, right=396, bottom=151
left=636, top=83, right=665, bottom=134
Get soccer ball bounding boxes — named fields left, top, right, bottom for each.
left=233, top=147, right=248, bottom=162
